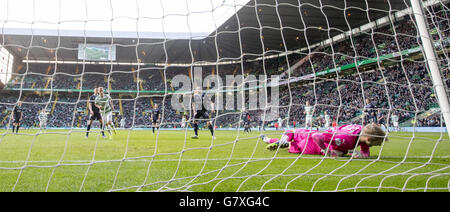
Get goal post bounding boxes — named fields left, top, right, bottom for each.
left=410, top=0, right=450, bottom=138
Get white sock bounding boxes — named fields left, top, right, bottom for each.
left=279, top=135, right=289, bottom=146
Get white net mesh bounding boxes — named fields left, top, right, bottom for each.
left=0, top=0, right=449, bottom=192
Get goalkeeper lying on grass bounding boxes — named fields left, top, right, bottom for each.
left=261, top=123, right=386, bottom=158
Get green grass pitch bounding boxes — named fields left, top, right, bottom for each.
left=0, top=129, right=449, bottom=192
left=84, top=47, right=108, bottom=60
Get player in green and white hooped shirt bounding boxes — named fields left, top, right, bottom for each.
left=38, top=108, right=48, bottom=133
left=95, top=87, right=116, bottom=138
left=304, top=101, right=313, bottom=129
left=391, top=112, right=399, bottom=132
left=324, top=110, right=331, bottom=129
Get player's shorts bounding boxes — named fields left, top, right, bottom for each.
left=13, top=115, right=21, bottom=123
left=305, top=116, right=313, bottom=124
left=369, top=115, right=377, bottom=123
left=90, top=112, right=102, bottom=121
left=39, top=122, right=47, bottom=127
left=102, top=111, right=113, bottom=123
left=393, top=122, right=399, bottom=127
left=194, top=110, right=210, bottom=120
left=364, top=114, right=376, bottom=124
left=194, top=111, right=216, bottom=126
left=152, top=119, right=159, bottom=124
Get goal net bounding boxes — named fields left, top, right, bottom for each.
left=0, top=0, right=449, bottom=192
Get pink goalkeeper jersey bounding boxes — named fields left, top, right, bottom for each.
left=286, top=125, right=369, bottom=157
left=317, top=124, right=369, bottom=156
left=287, top=129, right=322, bottom=155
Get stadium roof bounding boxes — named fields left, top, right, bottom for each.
left=0, top=0, right=415, bottom=64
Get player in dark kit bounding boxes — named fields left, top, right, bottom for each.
left=151, top=103, right=161, bottom=134
left=242, top=110, right=251, bottom=133
left=363, top=99, right=377, bottom=125
left=376, top=110, right=388, bottom=130
left=86, top=88, right=105, bottom=138
left=11, top=101, right=23, bottom=134
left=191, top=91, right=215, bottom=139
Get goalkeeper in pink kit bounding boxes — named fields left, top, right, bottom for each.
left=261, top=123, right=386, bottom=158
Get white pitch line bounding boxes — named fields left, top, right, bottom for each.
left=0, top=155, right=450, bottom=164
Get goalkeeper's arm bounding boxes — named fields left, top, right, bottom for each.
left=311, top=132, right=343, bottom=157
left=109, top=99, right=114, bottom=111
left=349, top=150, right=370, bottom=159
